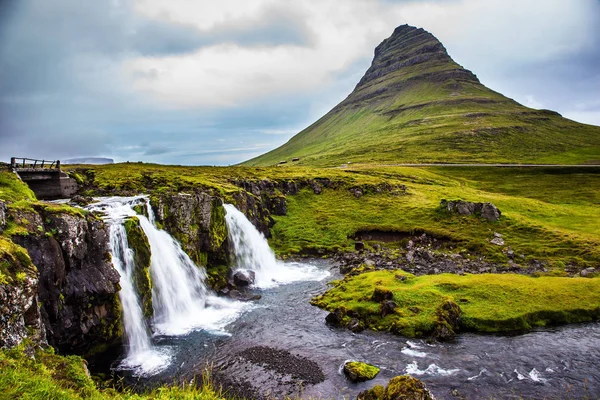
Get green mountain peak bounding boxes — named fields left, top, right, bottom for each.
left=245, top=25, right=600, bottom=166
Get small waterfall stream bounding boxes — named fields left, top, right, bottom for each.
left=224, top=203, right=329, bottom=288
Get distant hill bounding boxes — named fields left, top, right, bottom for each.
left=244, top=25, right=600, bottom=166
left=62, top=157, right=114, bottom=165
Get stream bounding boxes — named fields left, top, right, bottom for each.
left=119, top=259, right=600, bottom=399
left=90, top=196, right=600, bottom=399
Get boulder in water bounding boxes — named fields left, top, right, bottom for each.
left=232, top=269, right=256, bottom=287
left=357, top=375, right=436, bottom=400
left=344, top=361, right=380, bottom=382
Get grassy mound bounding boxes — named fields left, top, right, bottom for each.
left=0, top=345, right=226, bottom=400
left=312, top=270, right=600, bottom=337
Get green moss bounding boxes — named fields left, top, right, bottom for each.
left=344, top=361, right=380, bottom=382
left=206, top=265, right=230, bottom=291
left=0, top=170, right=36, bottom=203
left=123, top=217, right=153, bottom=319
left=313, top=270, right=600, bottom=337
left=384, top=375, right=435, bottom=400
left=0, top=236, right=35, bottom=284
left=0, top=345, right=227, bottom=399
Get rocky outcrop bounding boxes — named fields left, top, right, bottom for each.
left=124, top=216, right=152, bottom=319
left=10, top=207, right=122, bottom=355
left=440, top=199, right=501, bottom=221
left=0, top=237, right=46, bottom=348
left=151, top=191, right=229, bottom=266
left=0, top=200, right=6, bottom=233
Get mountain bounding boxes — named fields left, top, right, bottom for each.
left=62, top=157, right=114, bottom=165
left=244, top=25, right=600, bottom=166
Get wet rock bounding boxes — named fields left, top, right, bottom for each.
left=347, top=318, right=365, bottom=333
left=357, top=375, right=437, bottom=400
left=344, top=361, right=380, bottom=382
left=152, top=191, right=231, bottom=266
left=432, top=299, right=462, bottom=341
left=381, top=300, right=397, bottom=317
left=227, top=290, right=261, bottom=302
left=69, top=195, right=93, bottom=206
left=325, top=308, right=345, bottom=326
left=371, top=287, right=393, bottom=302
left=232, top=270, right=256, bottom=287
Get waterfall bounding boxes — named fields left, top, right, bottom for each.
left=89, top=197, right=249, bottom=368
left=137, top=204, right=209, bottom=336
left=224, top=203, right=330, bottom=288
left=95, top=197, right=170, bottom=376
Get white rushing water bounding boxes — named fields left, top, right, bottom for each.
left=223, top=203, right=329, bottom=288
left=93, top=197, right=171, bottom=376
left=89, top=197, right=249, bottom=375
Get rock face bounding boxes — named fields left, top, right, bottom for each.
left=124, top=216, right=153, bottom=319
left=11, top=209, right=122, bottom=355
left=441, top=199, right=501, bottom=221
left=151, top=191, right=229, bottom=266
left=0, top=200, right=6, bottom=232
left=0, top=237, right=46, bottom=348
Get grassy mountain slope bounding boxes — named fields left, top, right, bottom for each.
left=244, top=25, right=600, bottom=167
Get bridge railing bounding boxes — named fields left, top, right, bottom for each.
left=10, top=157, right=60, bottom=170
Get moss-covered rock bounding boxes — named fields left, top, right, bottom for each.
left=344, top=361, right=380, bottom=382
left=124, top=216, right=153, bottom=319
left=357, top=375, right=436, bottom=400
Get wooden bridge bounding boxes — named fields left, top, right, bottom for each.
left=10, top=157, right=78, bottom=200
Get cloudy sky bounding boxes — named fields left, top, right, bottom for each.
left=1, top=0, right=599, bottom=165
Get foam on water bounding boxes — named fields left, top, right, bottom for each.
left=406, top=361, right=460, bottom=376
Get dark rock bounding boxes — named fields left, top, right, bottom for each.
left=325, top=308, right=346, bottom=326
left=270, top=196, right=287, bottom=216
left=347, top=318, right=365, bottom=333
left=381, top=300, right=397, bottom=317
left=441, top=199, right=501, bottom=221
left=355, top=241, right=365, bottom=251
left=309, top=180, right=322, bottom=194
left=69, top=195, right=93, bottom=206
left=349, top=187, right=363, bottom=198
left=226, top=290, right=261, bottom=302
left=13, top=211, right=122, bottom=355
left=432, top=299, right=462, bottom=341
left=371, top=287, right=393, bottom=302
left=152, top=191, right=231, bottom=266
left=232, top=270, right=256, bottom=287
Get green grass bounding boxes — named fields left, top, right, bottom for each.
left=0, top=170, right=35, bottom=203
left=57, top=163, right=600, bottom=268
left=312, top=270, right=600, bottom=336
left=0, top=345, right=227, bottom=400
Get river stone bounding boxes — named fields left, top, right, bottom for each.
left=233, top=270, right=256, bottom=287
left=358, top=375, right=436, bottom=400
left=344, top=361, right=380, bottom=382
left=347, top=318, right=365, bottom=333
left=325, top=308, right=346, bottom=326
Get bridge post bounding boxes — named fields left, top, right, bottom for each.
left=10, top=157, right=16, bottom=169
left=56, top=160, right=61, bottom=170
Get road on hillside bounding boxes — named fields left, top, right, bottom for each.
left=336, top=163, right=600, bottom=168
